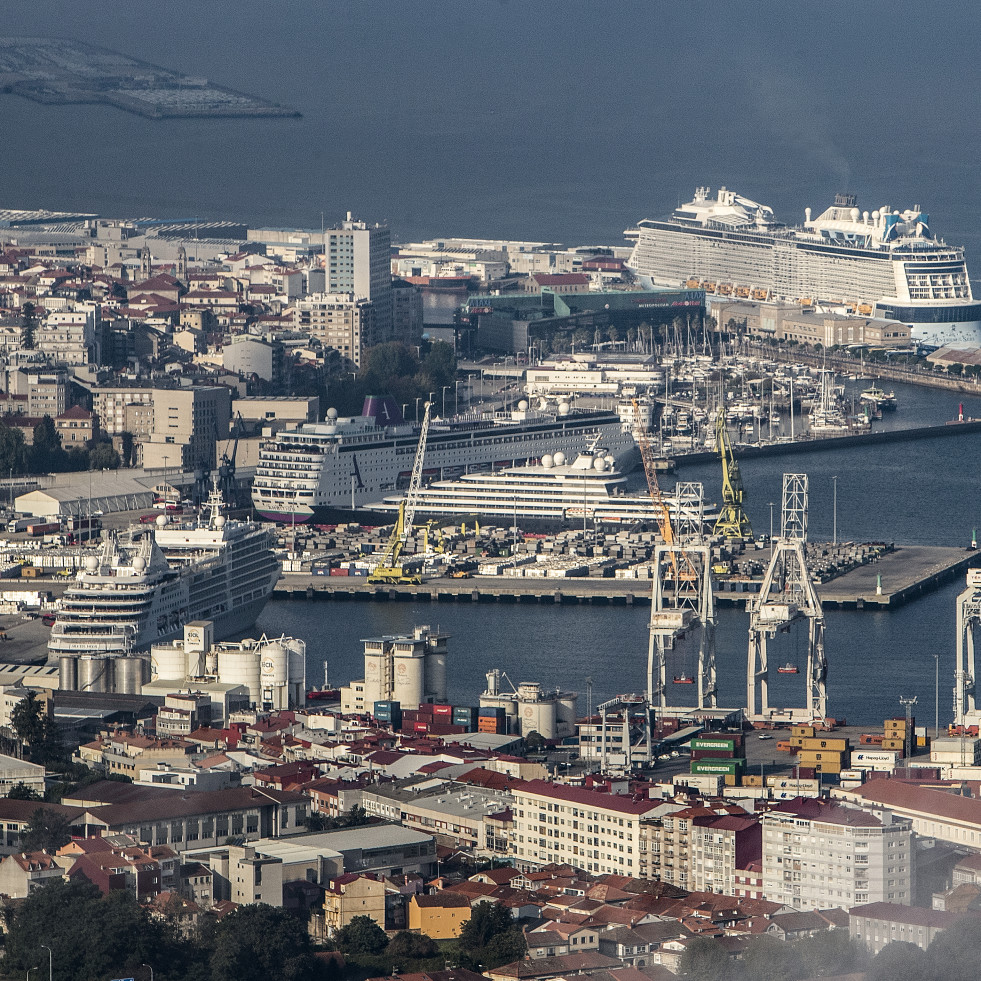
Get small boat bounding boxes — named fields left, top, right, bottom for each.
left=673, top=674, right=695, bottom=684
left=777, top=663, right=799, bottom=674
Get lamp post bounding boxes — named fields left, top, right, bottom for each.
left=934, top=653, right=940, bottom=737
left=767, top=501, right=775, bottom=543
left=402, top=403, right=408, bottom=422
left=455, top=379, right=461, bottom=414
left=27, top=967, right=37, bottom=981
left=414, top=397, right=421, bottom=423
left=832, top=475, right=838, bottom=545
left=40, top=945, right=51, bottom=981
left=429, top=392, right=436, bottom=416
left=441, top=385, right=451, bottom=418
left=142, top=964, right=154, bottom=981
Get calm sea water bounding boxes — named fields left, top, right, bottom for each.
left=4, top=3, right=981, bottom=257
left=253, top=379, right=981, bottom=729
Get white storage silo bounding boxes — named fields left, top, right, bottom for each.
left=557, top=692, right=579, bottom=732
left=364, top=644, right=389, bottom=704
left=424, top=646, right=447, bottom=703
left=288, top=639, right=306, bottom=707
left=519, top=697, right=557, bottom=740
left=260, top=641, right=289, bottom=687
left=218, top=645, right=262, bottom=707
left=151, top=643, right=188, bottom=683
left=393, top=650, right=425, bottom=709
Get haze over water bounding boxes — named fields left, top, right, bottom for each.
left=5, top=1, right=981, bottom=257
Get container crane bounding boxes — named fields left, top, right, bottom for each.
left=631, top=399, right=674, bottom=551
left=713, top=404, right=753, bottom=540
left=368, top=402, right=433, bottom=585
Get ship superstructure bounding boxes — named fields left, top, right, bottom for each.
left=625, top=187, right=981, bottom=348
left=252, top=396, right=636, bottom=524
left=50, top=483, right=280, bottom=689
left=366, top=446, right=715, bottom=530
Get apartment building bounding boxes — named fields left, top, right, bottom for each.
left=322, top=872, right=386, bottom=934
left=142, top=386, right=232, bottom=471
left=849, top=902, right=963, bottom=955
left=761, top=797, right=913, bottom=911
left=7, top=366, right=68, bottom=417
left=325, top=213, right=391, bottom=341
left=292, top=292, right=376, bottom=367
left=511, top=780, right=660, bottom=876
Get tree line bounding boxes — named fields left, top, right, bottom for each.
left=0, top=416, right=119, bottom=476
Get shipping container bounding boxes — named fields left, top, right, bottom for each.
left=691, top=749, right=737, bottom=761
left=478, top=706, right=506, bottom=719
left=432, top=704, right=453, bottom=716
left=478, top=717, right=505, bottom=734
left=27, top=521, right=60, bottom=536
left=691, top=759, right=744, bottom=775
left=775, top=740, right=795, bottom=752
left=691, top=736, right=738, bottom=753
left=413, top=721, right=429, bottom=732
left=742, top=773, right=763, bottom=787
left=329, top=567, right=350, bottom=577
left=428, top=723, right=466, bottom=736
left=859, top=733, right=885, bottom=745
left=791, top=725, right=815, bottom=738
left=799, top=737, right=848, bottom=752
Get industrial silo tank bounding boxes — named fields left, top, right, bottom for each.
left=424, top=647, right=447, bottom=703
left=519, top=698, right=557, bottom=740
left=115, top=656, right=146, bottom=695
left=78, top=655, right=110, bottom=693
left=557, top=693, right=579, bottom=728
left=287, top=640, right=306, bottom=690
left=259, top=641, right=289, bottom=687
left=393, top=651, right=424, bottom=709
left=151, top=644, right=188, bottom=682
left=59, top=656, right=77, bottom=692
left=217, top=649, right=262, bottom=707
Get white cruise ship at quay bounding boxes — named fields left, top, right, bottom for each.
left=252, top=395, right=636, bottom=524
left=625, top=187, right=981, bottom=349
left=366, top=446, right=716, bottom=530
left=49, top=485, right=281, bottom=689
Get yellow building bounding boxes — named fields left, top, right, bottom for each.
left=408, top=892, right=472, bottom=939
left=323, top=873, right=386, bottom=936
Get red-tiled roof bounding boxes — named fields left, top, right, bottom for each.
left=517, top=780, right=658, bottom=815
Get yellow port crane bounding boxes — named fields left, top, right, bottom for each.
left=713, top=407, right=753, bottom=540
left=632, top=399, right=674, bottom=551
left=368, top=401, right=433, bottom=585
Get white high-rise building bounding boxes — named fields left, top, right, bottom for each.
left=325, top=214, right=391, bottom=342
left=761, top=797, right=913, bottom=910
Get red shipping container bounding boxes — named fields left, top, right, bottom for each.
left=402, top=710, right=419, bottom=722
left=432, top=704, right=453, bottom=716
left=417, top=704, right=434, bottom=716
left=428, top=723, right=465, bottom=735
left=329, top=567, right=350, bottom=576
left=796, top=766, right=816, bottom=779
left=413, top=721, right=429, bottom=732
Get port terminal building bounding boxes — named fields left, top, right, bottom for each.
left=464, top=288, right=705, bottom=354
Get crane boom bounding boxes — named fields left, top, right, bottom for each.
left=632, top=399, right=674, bottom=548
left=368, top=401, right=433, bottom=584
left=713, top=408, right=753, bottom=540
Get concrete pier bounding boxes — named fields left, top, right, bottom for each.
left=274, top=546, right=978, bottom=610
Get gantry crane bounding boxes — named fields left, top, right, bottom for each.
left=368, top=402, right=433, bottom=585
left=746, top=473, right=827, bottom=722
left=954, top=570, right=981, bottom=727
left=631, top=399, right=675, bottom=554
left=713, top=404, right=753, bottom=540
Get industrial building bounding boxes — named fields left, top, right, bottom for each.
left=340, top=625, right=448, bottom=713
left=479, top=669, right=577, bottom=741
left=145, top=621, right=306, bottom=714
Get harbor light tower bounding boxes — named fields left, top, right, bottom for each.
left=746, top=473, right=828, bottom=722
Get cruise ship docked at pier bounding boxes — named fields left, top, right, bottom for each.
left=365, top=446, right=716, bottom=530
left=625, top=187, right=981, bottom=349
left=251, top=396, right=636, bottom=524
left=49, top=485, right=281, bottom=680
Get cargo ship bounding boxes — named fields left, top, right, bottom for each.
left=625, top=186, right=981, bottom=349
left=252, top=395, right=636, bottom=525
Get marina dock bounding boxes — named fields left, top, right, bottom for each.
left=273, top=545, right=978, bottom=610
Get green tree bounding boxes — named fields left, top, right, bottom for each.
left=11, top=690, right=48, bottom=749
left=89, top=442, right=121, bottom=469
left=679, top=936, right=736, bottom=981
left=387, top=931, right=437, bottom=960
left=21, top=807, right=72, bottom=852
left=867, top=941, right=929, bottom=981
left=796, top=928, right=867, bottom=978
left=925, top=915, right=981, bottom=981
left=7, top=781, right=40, bottom=800
left=20, top=302, right=38, bottom=350
left=334, top=914, right=389, bottom=956
left=0, top=423, right=28, bottom=475
left=740, top=935, right=799, bottom=981
left=459, top=901, right=513, bottom=948
left=345, top=803, right=370, bottom=827
left=211, top=903, right=322, bottom=981
left=483, top=929, right=527, bottom=968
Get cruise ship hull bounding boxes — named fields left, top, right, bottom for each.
left=253, top=397, right=636, bottom=524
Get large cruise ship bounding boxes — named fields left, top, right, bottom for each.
left=49, top=484, right=281, bottom=687
left=625, top=187, right=981, bottom=349
left=365, top=446, right=715, bottom=530
left=252, top=395, right=637, bottom=524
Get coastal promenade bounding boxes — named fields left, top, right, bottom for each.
left=274, top=545, right=978, bottom=611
